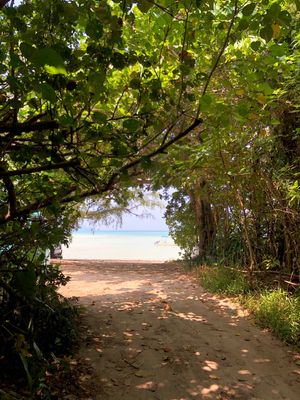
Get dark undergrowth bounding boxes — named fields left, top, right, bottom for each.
left=0, top=296, right=80, bottom=399
left=0, top=261, right=83, bottom=399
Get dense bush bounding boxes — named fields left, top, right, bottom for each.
left=0, top=260, right=79, bottom=391
left=0, top=210, right=80, bottom=394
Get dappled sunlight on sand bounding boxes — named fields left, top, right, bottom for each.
left=59, top=260, right=300, bottom=400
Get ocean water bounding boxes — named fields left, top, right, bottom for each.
left=62, top=230, right=181, bottom=261
left=73, top=228, right=169, bottom=237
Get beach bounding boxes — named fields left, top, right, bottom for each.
left=62, top=231, right=181, bottom=261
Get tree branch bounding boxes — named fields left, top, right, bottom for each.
left=0, top=120, right=59, bottom=135
left=60, top=118, right=203, bottom=203
left=0, top=159, right=80, bottom=178
left=147, top=1, right=175, bottom=18
left=196, top=0, right=238, bottom=118
left=0, top=187, right=77, bottom=225
left=1, top=175, right=16, bottom=218
left=0, top=162, right=16, bottom=218
left=0, top=118, right=202, bottom=224
left=129, top=117, right=203, bottom=169
left=0, top=0, right=10, bottom=10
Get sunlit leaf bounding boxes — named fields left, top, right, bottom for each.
left=44, top=65, right=67, bottom=75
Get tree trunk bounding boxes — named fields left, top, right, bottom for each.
left=189, top=180, right=215, bottom=258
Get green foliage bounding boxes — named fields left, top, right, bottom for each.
left=164, top=190, right=198, bottom=258
left=0, top=258, right=79, bottom=390
left=0, top=208, right=79, bottom=390
left=0, top=0, right=299, bottom=392
left=245, top=289, right=300, bottom=345
left=196, top=266, right=251, bottom=295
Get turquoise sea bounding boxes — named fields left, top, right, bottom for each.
left=74, top=228, right=169, bottom=237
left=63, top=229, right=180, bottom=261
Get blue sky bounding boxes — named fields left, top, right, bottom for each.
left=79, top=204, right=168, bottom=231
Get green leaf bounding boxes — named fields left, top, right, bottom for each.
left=251, top=41, right=261, bottom=51
left=0, top=63, right=6, bottom=73
left=92, top=112, right=107, bottom=124
left=12, top=16, right=27, bottom=32
left=111, top=52, right=127, bottom=69
left=270, top=118, right=280, bottom=126
left=22, top=46, right=67, bottom=74
left=120, top=170, right=131, bottom=184
left=260, top=25, right=273, bottom=42
left=40, top=83, right=57, bottom=103
left=236, top=103, right=249, bottom=117
left=278, top=10, right=291, bottom=25
left=10, top=54, right=23, bottom=68
left=20, top=42, right=36, bottom=59
left=268, top=3, right=281, bottom=18
left=14, top=268, right=36, bottom=301
left=32, top=48, right=65, bottom=68
left=85, top=19, right=103, bottom=40
left=242, top=3, right=256, bottom=16
left=270, top=43, right=286, bottom=57
left=238, top=18, right=249, bottom=31
left=88, top=71, right=106, bottom=94
left=59, top=115, right=74, bottom=127
left=44, top=65, right=67, bottom=75
left=140, top=156, right=152, bottom=170
left=200, top=94, right=213, bottom=112
left=137, top=0, right=153, bottom=13
left=259, top=82, right=273, bottom=95
left=123, top=118, right=142, bottom=131
left=129, top=77, right=141, bottom=89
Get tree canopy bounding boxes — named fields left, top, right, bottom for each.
left=0, top=0, right=299, bottom=394
left=1, top=0, right=297, bottom=224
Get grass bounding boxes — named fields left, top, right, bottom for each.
left=195, top=265, right=300, bottom=346
left=195, top=266, right=251, bottom=295
left=244, top=289, right=300, bottom=345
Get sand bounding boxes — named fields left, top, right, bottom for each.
left=61, top=260, right=300, bottom=400
left=62, top=234, right=181, bottom=261
left=59, top=260, right=300, bottom=400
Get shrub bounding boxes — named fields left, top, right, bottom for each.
left=245, top=289, right=300, bottom=345
left=0, top=261, right=79, bottom=393
left=196, top=266, right=251, bottom=295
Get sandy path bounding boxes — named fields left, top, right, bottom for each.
left=59, top=260, right=300, bottom=400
